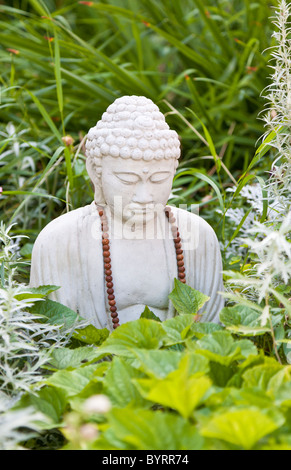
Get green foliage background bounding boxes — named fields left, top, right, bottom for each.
left=1, top=0, right=291, bottom=451
left=0, top=0, right=276, bottom=242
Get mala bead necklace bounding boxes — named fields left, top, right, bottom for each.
left=96, top=204, right=186, bottom=329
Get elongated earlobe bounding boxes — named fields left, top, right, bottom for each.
left=86, top=156, right=105, bottom=204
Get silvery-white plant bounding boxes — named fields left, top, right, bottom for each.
left=222, top=0, right=291, bottom=362
left=0, top=223, right=82, bottom=397
left=0, top=223, right=88, bottom=448
left=0, top=392, right=45, bottom=450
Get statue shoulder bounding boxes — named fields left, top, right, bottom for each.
left=33, top=204, right=95, bottom=249
left=171, top=206, right=218, bottom=239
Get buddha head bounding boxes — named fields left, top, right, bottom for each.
left=85, top=96, right=180, bottom=224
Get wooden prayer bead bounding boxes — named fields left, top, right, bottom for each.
left=176, top=254, right=184, bottom=261
left=106, top=275, right=113, bottom=282
left=107, top=288, right=114, bottom=295
left=109, top=299, right=116, bottom=306
left=105, top=269, right=112, bottom=276
left=107, top=282, right=113, bottom=289
left=177, top=260, right=184, bottom=267
left=110, top=305, right=117, bottom=312
left=108, top=294, right=115, bottom=301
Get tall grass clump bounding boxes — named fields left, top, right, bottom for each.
left=0, top=0, right=277, bottom=239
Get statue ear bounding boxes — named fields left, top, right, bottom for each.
left=86, top=155, right=106, bottom=205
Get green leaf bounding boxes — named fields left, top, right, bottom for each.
left=19, top=242, right=34, bottom=258
left=73, top=325, right=109, bottom=345
left=162, top=314, right=197, bottom=345
left=274, top=382, right=291, bottom=407
left=130, top=349, right=184, bottom=378
left=94, top=408, right=204, bottom=450
left=201, top=408, right=282, bottom=449
left=220, top=305, right=271, bottom=336
left=229, top=388, right=274, bottom=409
left=15, top=285, right=60, bottom=301
left=242, top=363, right=289, bottom=393
left=46, top=364, right=98, bottom=397
left=29, top=298, right=79, bottom=328
left=103, top=357, right=147, bottom=408
left=135, top=354, right=211, bottom=418
left=98, top=319, right=167, bottom=357
left=15, top=386, right=68, bottom=427
left=190, top=322, right=224, bottom=339
left=53, top=28, right=63, bottom=115
left=174, top=169, right=225, bottom=212
left=169, top=279, right=210, bottom=315
left=132, top=349, right=209, bottom=379
left=189, top=331, right=257, bottom=366
left=139, top=306, right=161, bottom=322
left=48, top=346, right=102, bottom=370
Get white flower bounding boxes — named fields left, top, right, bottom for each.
left=83, top=394, right=111, bottom=414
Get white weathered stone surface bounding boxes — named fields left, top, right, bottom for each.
left=30, top=96, right=224, bottom=330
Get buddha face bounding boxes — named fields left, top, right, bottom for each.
left=101, top=156, right=176, bottom=224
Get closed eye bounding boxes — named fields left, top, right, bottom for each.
left=150, top=172, right=171, bottom=183
left=114, top=172, right=140, bottom=184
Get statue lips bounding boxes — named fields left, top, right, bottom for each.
left=127, top=203, right=156, bottom=217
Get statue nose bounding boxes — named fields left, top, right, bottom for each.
left=132, top=183, right=153, bottom=205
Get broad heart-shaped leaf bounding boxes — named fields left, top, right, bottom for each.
left=73, top=325, right=109, bottom=345
left=189, top=331, right=257, bottom=366
left=274, top=382, right=291, bottom=407
left=15, top=285, right=60, bottom=301
left=15, top=386, right=68, bottom=427
left=190, top=322, right=224, bottom=339
left=201, top=408, right=282, bottom=449
left=169, top=279, right=209, bottom=315
left=103, top=357, right=148, bottom=408
left=30, top=298, right=79, bottom=328
left=47, top=346, right=103, bottom=370
left=45, top=364, right=98, bottom=397
left=134, top=354, right=212, bottom=418
left=242, top=362, right=291, bottom=393
left=98, top=319, right=167, bottom=357
left=93, top=408, right=204, bottom=450
left=162, top=314, right=198, bottom=345
left=131, top=349, right=209, bottom=379
left=139, top=306, right=162, bottom=322
left=220, top=305, right=271, bottom=336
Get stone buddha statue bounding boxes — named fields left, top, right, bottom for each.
left=30, top=96, right=224, bottom=330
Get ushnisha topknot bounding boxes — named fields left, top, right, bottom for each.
left=85, top=95, right=181, bottom=165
